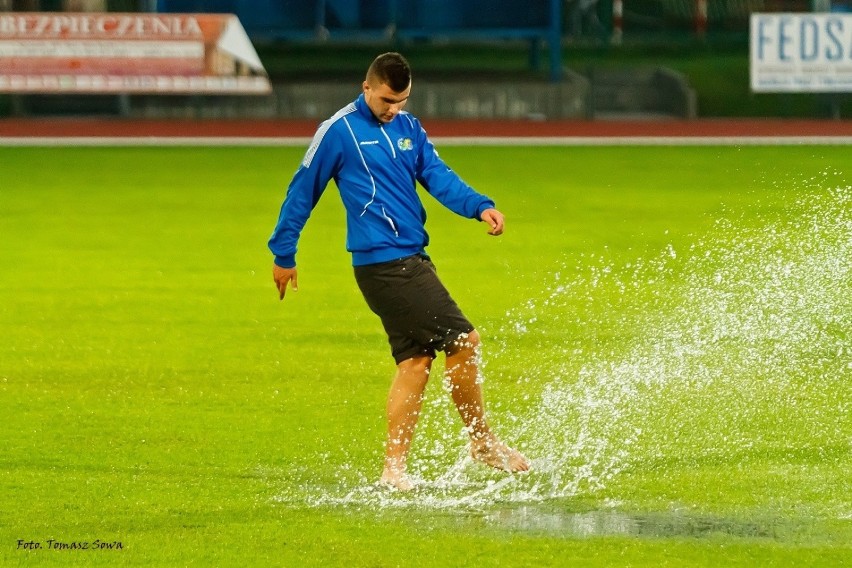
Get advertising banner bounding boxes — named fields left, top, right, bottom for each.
left=750, top=13, right=852, bottom=92
left=0, top=12, right=271, bottom=94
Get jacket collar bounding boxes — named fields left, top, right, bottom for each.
left=356, top=93, right=381, bottom=124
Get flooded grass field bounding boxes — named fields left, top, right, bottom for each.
left=1, top=146, right=849, bottom=565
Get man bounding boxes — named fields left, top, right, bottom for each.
left=269, top=52, right=529, bottom=491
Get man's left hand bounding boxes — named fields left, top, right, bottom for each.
left=480, top=208, right=504, bottom=236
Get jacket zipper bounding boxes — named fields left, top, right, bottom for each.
left=377, top=128, right=398, bottom=235
left=381, top=206, right=399, bottom=237
left=380, top=126, right=396, bottom=159
left=348, top=118, right=399, bottom=237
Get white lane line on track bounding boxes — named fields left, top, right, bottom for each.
left=1, top=136, right=850, bottom=146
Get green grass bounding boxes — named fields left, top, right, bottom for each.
left=1, top=145, right=850, bottom=566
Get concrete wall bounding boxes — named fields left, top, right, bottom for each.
left=585, top=67, right=697, bottom=119
left=9, top=67, right=697, bottom=119
left=127, top=70, right=591, bottom=121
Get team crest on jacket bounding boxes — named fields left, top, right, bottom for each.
left=397, top=137, right=414, bottom=151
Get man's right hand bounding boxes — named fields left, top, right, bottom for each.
left=273, top=264, right=298, bottom=300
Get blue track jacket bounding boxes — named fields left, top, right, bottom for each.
left=268, top=94, right=496, bottom=267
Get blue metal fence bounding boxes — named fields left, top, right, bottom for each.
left=156, top=0, right=564, bottom=80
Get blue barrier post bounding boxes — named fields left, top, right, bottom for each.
left=550, top=0, right=563, bottom=81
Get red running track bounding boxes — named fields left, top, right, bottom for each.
left=1, top=117, right=851, bottom=138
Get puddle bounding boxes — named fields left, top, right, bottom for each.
left=274, top=180, right=850, bottom=525
left=482, top=507, right=783, bottom=539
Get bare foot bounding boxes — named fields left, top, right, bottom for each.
left=470, top=437, right=530, bottom=473
left=379, top=468, right=414, bottom=492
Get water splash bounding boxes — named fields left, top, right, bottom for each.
left=275, top=180, right=851, bottom=511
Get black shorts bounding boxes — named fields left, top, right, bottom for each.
left=354, top=254, right=475, bottom=364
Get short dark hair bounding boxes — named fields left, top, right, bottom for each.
left=366, top=52, right=411, bottom=93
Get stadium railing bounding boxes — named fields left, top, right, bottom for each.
left=155, top=0, right=565, bottom=81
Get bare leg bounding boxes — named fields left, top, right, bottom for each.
left=379, top=355, right=432, bottom=490
left=445, top=331, right=530, bottom=472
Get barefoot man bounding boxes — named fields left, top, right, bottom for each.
left=269, top=52, right=529, bottom=490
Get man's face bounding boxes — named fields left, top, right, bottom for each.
left=363, top=79, right=411, bottom=123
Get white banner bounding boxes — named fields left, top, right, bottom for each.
left=0, top=40, right=204, bottom=59
left=0, top=13, right=271, bottom=94
left=750, top=13, right=852, bottom=92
